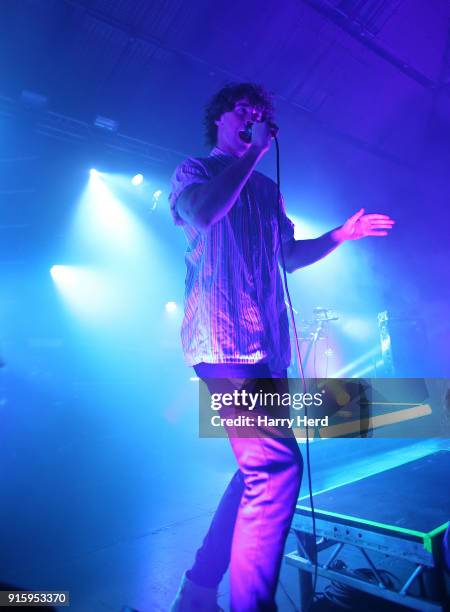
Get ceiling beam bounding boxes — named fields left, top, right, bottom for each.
left=302, top=0, right=438, bottom=90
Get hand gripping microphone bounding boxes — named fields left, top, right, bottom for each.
left=239, top=120, right=279, bottom=143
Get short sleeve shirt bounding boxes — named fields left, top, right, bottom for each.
left=169, top=147, right=294, bottom=373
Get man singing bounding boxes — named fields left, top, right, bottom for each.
left=169, top=83, right=394, bottom=611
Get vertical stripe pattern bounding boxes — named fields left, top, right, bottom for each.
left=169, top=147, right=294, bottom=373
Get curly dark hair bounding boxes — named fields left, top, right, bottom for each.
left=204, top=82, right=275, bottom=146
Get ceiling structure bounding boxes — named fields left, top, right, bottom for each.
left=1, top=1, right=449, bottom=375
left=1, top=0, right=450, bottom=278
left=1, top=0, right=449, bottom=166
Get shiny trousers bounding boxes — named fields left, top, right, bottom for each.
left=188, top=363, right=303, bottom=611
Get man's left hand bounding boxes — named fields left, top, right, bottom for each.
left=337, top=208, right=395, bottom=241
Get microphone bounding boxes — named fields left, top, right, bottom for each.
left=239, top=121, right=279, bottom=143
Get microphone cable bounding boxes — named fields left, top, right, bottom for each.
left=274, top=134, right=318, bottom=611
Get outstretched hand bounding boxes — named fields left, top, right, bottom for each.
left=339, top=208, right=395, bottom=241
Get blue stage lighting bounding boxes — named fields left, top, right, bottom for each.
left=151, top=189, right=162, bottom=211
left=131, top=173, right=144, bottom=186
left=50, top=264, right=65, bottom=280
left=90, top=168, right=99, bottom=177
left=165, top=301, right=178, bottom=313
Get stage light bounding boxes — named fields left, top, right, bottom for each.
left=90, top=168, right=100, bottom=177
left=290, top=214, right=326, bottom=240
left=131, top=173, right=144, bottom=186
left=50, top=264, right=66, bottom=280
left=50, top=264, right=80, bottom=287
left=333, top=346, right=380, bottom=378
left=50, top=264, right=123, bottom=324
left=351, top=358, right=384, bottom=378
left=150, top=189, right=162, bottom=211
left=165, top=301, right=178, bottom=313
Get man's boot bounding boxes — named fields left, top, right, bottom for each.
left=169, top=572, right=223, bottom=611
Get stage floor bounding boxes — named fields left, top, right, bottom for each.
left=0, top=433, right=447, bottom=610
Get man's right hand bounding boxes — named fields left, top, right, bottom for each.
left=250, top=121, right=275, bottom=154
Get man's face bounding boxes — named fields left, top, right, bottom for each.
left=215, top=98, right=264, bottom=155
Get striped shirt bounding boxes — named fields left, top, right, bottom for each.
left=169, top=147, right=294, bottom=373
